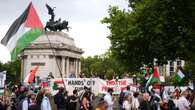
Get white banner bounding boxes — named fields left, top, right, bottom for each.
left=50, top=78, right=133, bottom=95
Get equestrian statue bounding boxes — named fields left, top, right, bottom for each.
left=45, top=4, right=70, bottom=31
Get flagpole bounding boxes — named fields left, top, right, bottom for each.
left=45, top=31, right=66, bottom=88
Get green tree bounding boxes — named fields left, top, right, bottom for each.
left=0, top=60, right=21, bottom=83
left=81, top=52, right=129, bottom=79
left=102, top=0, right=195, bottom=71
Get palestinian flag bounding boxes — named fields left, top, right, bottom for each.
left=24, top=65, right=38, bottom=84
left=176, top=69, right=185, bottom=82
left=53, top=80, right=64, bottom=90
left=145, top=67, right=160, bottom=87
left=1, top=2, right=43, bottom=61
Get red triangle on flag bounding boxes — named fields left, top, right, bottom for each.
left=153, top=67, right=160, bottom=79
left=25, top=3, right=43, bottom=29
left=28, top=65, right=39, bottom=84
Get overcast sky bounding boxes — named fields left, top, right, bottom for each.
left=0, top=0, right=128, bottom=63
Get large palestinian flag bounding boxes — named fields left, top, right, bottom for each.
left=1, top=2, right=43, bottom=61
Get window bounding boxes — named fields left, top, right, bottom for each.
left=170, top=61, right=174, bottom=76
left=177, top=60, right=181, bottom=66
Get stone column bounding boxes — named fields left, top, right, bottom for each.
left=21, top=57, right=24, bottom=82
left=75, top=59, right=78, bottom=78
left=62, top=57, right=65, bottom=77
left=66, top=57, right=69, bottom=78
left=78, top=59, right=81, bottom=77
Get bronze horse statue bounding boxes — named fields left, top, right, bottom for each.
left=45, top=20, right=70, bottom=31
left=45, top=4, right=70, bottom=32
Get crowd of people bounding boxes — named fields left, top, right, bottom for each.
left=0, top=84, right=195, bottom=110
left=116, top=85, right=195, bottom=110
left=0, top=84, right=96, bottom=110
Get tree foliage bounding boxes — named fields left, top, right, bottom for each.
left=102, top=0, right=195, bottom=71
left=81, top=52, right=128, bottom=79
left=0, top=60, right=21, bottom=83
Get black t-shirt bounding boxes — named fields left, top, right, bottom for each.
left=28, top=104, right=41, bottom=110
left=69, top=95, right=78, bottom=110
left=54, top=93, right=66, bottom=109
left=139, top=100, right=152, bottom=110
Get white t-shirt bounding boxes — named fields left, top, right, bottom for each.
left=177, top=96, right=190, bottom=110
left=122, top=100, right=131, bottom=110
left=132, top=98, right=139, bottom=109
left=41, top=96, right=52, bottom=110
left=104, top=93, right=113, bottom=110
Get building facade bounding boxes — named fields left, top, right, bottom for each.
left=158, top=60, right=185, bottom=76
left=21, top=32, right=83, bottom=81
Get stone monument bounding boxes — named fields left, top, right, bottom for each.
left=21, top=32, right=83, bottom=80
left=20, top=4, right=83, bottom=81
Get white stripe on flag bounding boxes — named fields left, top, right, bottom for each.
left=177, top=70, right=185, bottom=79
left=24, top=72, right=31, bottom=84
left=6, top=24, right=26, bottom=52
left=145, top=74, right=153, bottom=87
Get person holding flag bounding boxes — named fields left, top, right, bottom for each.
left=24, top=65, right=38, bottom=85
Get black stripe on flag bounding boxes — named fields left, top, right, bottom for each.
left=0, top=3, right=31, bottom=46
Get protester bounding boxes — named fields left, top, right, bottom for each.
left=122, top=94, right=132, bottom=110
left=79, top=86, right=88, bottom=102
left=125, top=85, right=132, bottom=96
left=177, top=91, right=190, bottom=110
left=139, top=93, right=152, bottom=110
left=119, top=89, right=125, bottom=108
left=186, top=87, right=193, bottom=103
left=54, top=87, right=67, bottom=110
left=16, top=88, right=28, bottom=110
left=69, top=89, right=79, bottom=110
left=64, top=90, right=69, bottom=110
left=40, top=88, right=52, bottom=110
left=150, top=87, right=162, bottom=110
left=22, top=90, right=37, bottom=110
left=0, top=96, right=6, bottom=110
left=167, top=92, right=179, bottom=110
left=132, top=92, right=140, bottom=110
left=191, top=90, right=195, bottom=110
left=104, top=88, right=114, bottom=110
left=80, top=91, right=92, bottom=110
left=18, top=86, right=27, bottom=101
left=95, top=101, right=108, bottom=110
left=27, top=90, right=40, bottom=110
